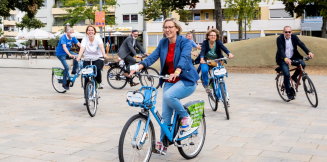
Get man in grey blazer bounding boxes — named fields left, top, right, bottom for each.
left=118, top=30, right=146, bottom=86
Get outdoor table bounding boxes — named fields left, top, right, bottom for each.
left=28, top=50, right=55, bottom=59
left=0, top=50, right=29, bottom=59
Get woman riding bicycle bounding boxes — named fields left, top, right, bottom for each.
left=197, top=29, right=234, bottom=93
left=76, top=25, right=108, bottom=89
left=129, top=18, right=199, bottom=153
left=56, top=26, right=81, bottom=90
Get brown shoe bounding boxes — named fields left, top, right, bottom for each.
left=130, top=82, right=140, bottom=87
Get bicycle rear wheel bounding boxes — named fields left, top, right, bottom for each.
left=107, top=67, right=128, bottom=89
left=177, top=118, right=206, bottom=159
left=208, top=79, right=218, bottom=111
left=303, top=76, right=318, bottom=107
left=219, top=82, right=229, bottom=120
left=85, top=80, right=98, bottom=117
left=52, top=71, right=66, bottom=93
left=276, top=73, right=289, bottom=102
left=119, top=114, right=155, bottom=162
left=139, top=67, right=160, bottom=89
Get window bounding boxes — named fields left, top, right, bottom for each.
left=148, top=34, right=163, bottom=47
left=194, top=13, right=200, bottom=21
left=123, top=14, right=138, bottom=23
left=123, top=15, right=130, bottom=23
left=270, top=9, right=292, bottom=18
left=131, top=14, right=138, bottom=22
left=205, top=13, right=209, bottom=20
left=154, top=15, right=164, bottom=22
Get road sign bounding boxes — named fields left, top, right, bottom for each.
left=95, top=11, right=105, bottom=27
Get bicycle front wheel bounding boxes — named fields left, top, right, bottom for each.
left=139, top=67, right=160, bottom=89
left=303, top=76, right=318, bottom=107
left=276, top=73, right=289, bottom=102
left=52, top=72, right=66, bottom=93
left=220, top=82, right=229, bottom=120
left=177, top=117, right=206, bottom=159
left=208, top=79, right=218, bottom=111
left=107, top=67, right=128, bottom=89
left=85, top=80, right=98, bottom=117
left=119, top=114, right=155, bottom=162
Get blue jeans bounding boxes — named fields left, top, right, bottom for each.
left=160, top=81, right=196, bottom=140
left=279, top=59, right=306, bottom=95
left=200, top=63, right=210, bottom=86
left=57, top=55, right=78, bottom=86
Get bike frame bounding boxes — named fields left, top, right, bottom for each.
left=130, top=87, right=194, bottom=143
left=288, top=65, right=305, bottom=92
left=210, top=61, right=228, bottom=101
left=69, top=61, right=84, bottom=83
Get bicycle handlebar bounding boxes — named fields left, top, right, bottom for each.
left=138, top=73, right=169, bottom=80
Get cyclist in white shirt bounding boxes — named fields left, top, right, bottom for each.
left=77, top=25, right=108, bottom=89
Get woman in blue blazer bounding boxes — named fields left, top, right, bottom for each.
left=130, top=18, right=199, bottom=153
left=198, top=29, right=234, bottom=93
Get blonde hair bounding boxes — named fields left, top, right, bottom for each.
left=162, top=18, right=182, bottom=35
left=206, top=28, right=220, bottom=40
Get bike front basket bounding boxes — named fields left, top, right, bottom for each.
left=126, top=86, right=157, bottom=108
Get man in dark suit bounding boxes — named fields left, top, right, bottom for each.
left=276, top=26, right=314, bottom=100
left=118, top=30, right=146, bottom=86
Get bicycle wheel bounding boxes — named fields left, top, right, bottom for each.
left=85, top=80, right=98, bottom=117
left=139, top=67, right=160, bottom=89
left=177, top=117, right=206, bottom=159
left=276, top=73, right=289, bottom=102
left=119, top=114, right=155, bottom=162
left=302, top=76, right=318, bottom=107
left=52, top=72, right=66, bottom=93
left=107, top=67, right=128, bottom=89
left=220, top=82, right=229, bottom=120
left=208, top=79, right=218, bottom=111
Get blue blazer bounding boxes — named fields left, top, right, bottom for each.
left=194, top=39, right=230, bottom=64
left=140, top=35, right=199, bottom=86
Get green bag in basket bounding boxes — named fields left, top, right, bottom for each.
left=184, top=100, right=204, bottom=128
left=52, top=67, right=64, bottom=77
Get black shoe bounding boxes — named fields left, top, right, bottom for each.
left=287, top=94, right=295, bottom=101
left=62, top=84, right=69, bottom=90
left=130, top=82, right=140, bottom=87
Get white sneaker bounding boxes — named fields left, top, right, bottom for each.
left=98, top=83, right=104, bottom=89
left=180, top=116, right=193, bottom=131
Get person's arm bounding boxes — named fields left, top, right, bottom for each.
left=136, top=40, right=146, bottom=54
left=199, top=40, right=207, bottom=63
left=277, top=37, right=291, bottom=65
left=76, top=38, right=86, bottom=61
left=62, top=44, right=74, bottom=58
left=295, top=35, right=311, bottom=55
left=217, top=40, right=234, bottom=58
left=176, top=38, right=192, bottom=71
left=105, top=43, right=110, bottom=54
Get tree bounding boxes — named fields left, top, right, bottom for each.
left=282, top=0, right=327, bottom=38
left=140, top=0, right=199, bottom=21
left=57, top=0, right=116, bottom=26
left=224, top=0, right=261, bottom=40
left=16, top=15, right=45, bottom=30
left=214, top=0, right=223, bottom=40
left=0, top=0, right=44, bottom=18
left=0, top=28, right=4, bottom=37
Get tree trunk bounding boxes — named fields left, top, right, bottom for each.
left=238, top=18, right=243, bottom=40
left=321, top=16, right=327, bottom=38
left=214, top=0, right=223, bottom=40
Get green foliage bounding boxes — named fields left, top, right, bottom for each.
left=0, top=28, right=4, bottom=37
left=0, top=0, right=44, bottom=18
left=141, top=0, right=199, bottom=21
left=6, top=37, right=16, bottom=43
left=16, top=15, right=45, bottom=30
left=48, top=36, right=59, bottom=47
left=57, top=0, right=116, bottom=26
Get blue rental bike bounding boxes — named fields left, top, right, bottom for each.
left=118, top=74, right=206, bottom=162
left=52, top=57, right=101, bottom=117
left=206, top=57, right=230, bottom=120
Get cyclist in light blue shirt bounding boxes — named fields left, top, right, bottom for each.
left=56, top=27, right=81, bottom=90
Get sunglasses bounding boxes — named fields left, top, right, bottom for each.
left=284, top=31, right=292, bottom=33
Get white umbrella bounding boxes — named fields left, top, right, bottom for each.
left=54, top=31, right=85, bottom=39
left=25, top=29, right=55, bottom=40
left=15, top=31, right=28, bottom=40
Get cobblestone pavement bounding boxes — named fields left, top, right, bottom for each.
left=0, top=67, right=326, bottom=162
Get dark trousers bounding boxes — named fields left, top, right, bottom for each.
left=124, top=55, right=136, bottom=73
left=279, top=59, right=306, bottom=95
left=83, top=59, right=104, bottom=84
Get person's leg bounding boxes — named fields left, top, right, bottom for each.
left=71, top=53, right=79, bottom=74
left=94, top=59, right=104, bottom=84
left=160, top=82, right=174, bottom=141
left=83, top=61, right=91, bottom=88
left=279, top=62, right=292, bottom=97
left=292, top=59, right=306, bottom=80
left=124, top=55, right=138, bottom=85
left=200, top=63, right=209, bottom=87
left=57, top=55, right=69, bottom=86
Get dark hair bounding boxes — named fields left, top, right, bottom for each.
left=86, top=25, right=97, bottom=34
left=132, top=30, right=138, bottom=33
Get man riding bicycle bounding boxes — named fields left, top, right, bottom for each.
left=276, top=26, right=314, bottom=100
left=118, top=30, right=147, bottom=86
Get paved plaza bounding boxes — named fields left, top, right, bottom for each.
left=0, top=61, right=327, bottom=161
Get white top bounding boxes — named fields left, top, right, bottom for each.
left=81, top=35, right=104, bottom=60
left=285, top=36, right=294, bottom=59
